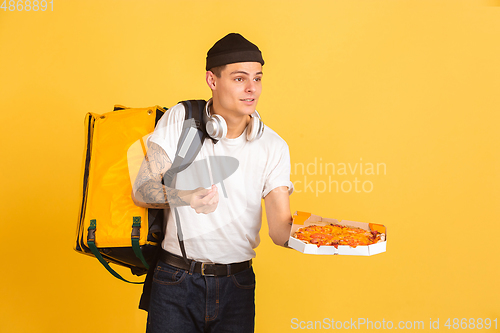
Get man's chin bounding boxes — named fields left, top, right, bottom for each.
left=239, top=103, right=258, bottom=114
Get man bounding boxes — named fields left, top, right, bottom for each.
left=132, top=33, right=293, bottom=333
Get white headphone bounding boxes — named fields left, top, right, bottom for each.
left=204, top=98, right=264, bottom=141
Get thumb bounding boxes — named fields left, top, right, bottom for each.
left=196, top=187, right=212, bottom=197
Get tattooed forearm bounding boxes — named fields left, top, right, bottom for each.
left=135, top=179, right=192, bottom=209
left=164, top=187, right=190, bottom=207
left=135, top=179, right=169, bottom=208
left=132, top=142, right=192, bottom=209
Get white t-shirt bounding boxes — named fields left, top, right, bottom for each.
left=148, top=102, right=293, bottom=264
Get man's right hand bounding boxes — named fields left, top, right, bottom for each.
left=189, top=184, right=219, bottom=214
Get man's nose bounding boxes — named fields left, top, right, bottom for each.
left=245, top=80, right=256, bottom=93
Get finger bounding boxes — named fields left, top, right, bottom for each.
left=207, top=191, right=219, bottom=206
left=206, top=185, right=218, bottom=201
left=202, top=204, right=217, bottom=214
left=205, top=185, right=217, bottom=197
left=202, top=189, right=217, bottom=203
left=194, top=188, right=211, bottom=199
left=207, top=197, right=217, bottom=206
left=203, top=187, right=214, bottom=195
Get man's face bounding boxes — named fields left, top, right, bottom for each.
left=210, top=62, right=263, bottom=117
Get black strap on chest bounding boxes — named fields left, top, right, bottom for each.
left=140, top=100, right=210, bottom=312
left=163, top=100, right=208, bottom=265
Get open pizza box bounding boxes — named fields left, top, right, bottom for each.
left=288, top=211, right=387, bottom=256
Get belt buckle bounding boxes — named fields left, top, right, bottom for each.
left=201, top=262, right=215, bottom=276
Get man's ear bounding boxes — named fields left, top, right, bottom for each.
left=206, top=71, right=216, bottom=90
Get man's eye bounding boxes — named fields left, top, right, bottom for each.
left=235, top=77, right=243, bottom=82
left=254, top=77, right=262, bottom=82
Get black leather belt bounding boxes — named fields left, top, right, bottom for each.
left=159, top=249, right=252, bottom=277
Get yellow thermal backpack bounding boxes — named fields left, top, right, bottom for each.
left=74, top=100, right=207, bottom=283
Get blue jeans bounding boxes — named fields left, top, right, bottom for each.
left=146, top=260, right=256, bottom=333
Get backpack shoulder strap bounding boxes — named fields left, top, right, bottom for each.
left=180, top=100, right=217, bottom=144
left=162, top=100, right=207, bottom=187
left=162, top=100, right=209, bottom=265
left=140, top=100, right=208, bottom=309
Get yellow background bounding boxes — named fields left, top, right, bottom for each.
left=1, top=0, right=499, bottom=332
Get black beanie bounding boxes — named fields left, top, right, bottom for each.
left=206, top=33, right=264, bottom=71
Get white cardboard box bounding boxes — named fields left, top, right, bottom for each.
left=288, top=211, right=387, bottom=256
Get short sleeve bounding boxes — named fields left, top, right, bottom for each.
left=147, top=103, right=185, bottom=162
left=262, top=141, right=294, bottom=198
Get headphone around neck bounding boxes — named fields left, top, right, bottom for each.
left=203, top=98, right=264, bottom=141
